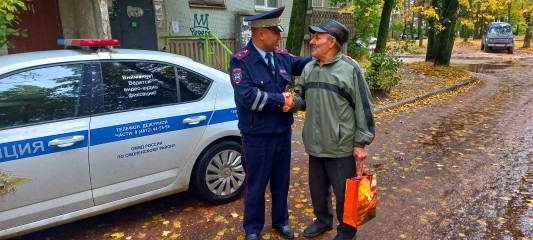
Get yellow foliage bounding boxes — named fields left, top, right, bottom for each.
left=460, top=19, right=475, bottom=29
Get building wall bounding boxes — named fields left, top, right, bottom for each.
left=163, top=0, right=295, bottom=40
left=57, top=0, right=110, bottom=39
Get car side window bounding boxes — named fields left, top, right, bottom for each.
left=176, top=67, right=211, bottom=102
left=100, top=62, right=178, bottom=112
left=0, top=64, right=84, bottom=129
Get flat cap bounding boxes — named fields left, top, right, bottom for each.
left=244, top=6, right=285, bottom=32
left=309, top=20, right=349, bottom=45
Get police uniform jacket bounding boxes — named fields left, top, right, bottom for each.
left=230, top=40, right=311, bottom=135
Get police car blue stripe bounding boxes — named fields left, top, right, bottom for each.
left=90, top=111, right=214, bottom=146
left=0, top=131, right=88, bottom=163
left=209, top=108, right=238, bottom=125
left=0, top=108, right=238, bottom=162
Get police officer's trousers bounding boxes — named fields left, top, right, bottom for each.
left=242, top=129, right=291, bottom=234
left=308, top=155, right=358, bottom=239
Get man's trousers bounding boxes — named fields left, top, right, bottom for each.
left=308, top=155, right=357, bottom=239
left=242, top=129, right=291, bottom=234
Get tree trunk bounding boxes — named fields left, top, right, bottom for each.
left=425, top=0, right=439, bottom=61
left=525, top=23, right=532, bottom=48
left=507, top=1, right=512, bottom=23
left=462, top=24, right=468, bottom=42
left=375, top=0, right=395, bottom=54
left=418, top=11, right=423, bottom=47
left=286, top=0, right=307, bottom=56
left=410, top=20, right=415, bottom=40
left=434, top=0, right=459, bottom=66
left=473, top=21, right=480, bottom=39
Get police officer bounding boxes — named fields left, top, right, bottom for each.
left=230, top=6, right=311, bottom=240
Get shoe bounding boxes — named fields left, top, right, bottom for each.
left=332, top=233, right=356, bottom=240
left=273, top=225, right=295, bottom=239
left=245, top=233, right=259, bottom=240
left=303, top=222, right=333, bottom=238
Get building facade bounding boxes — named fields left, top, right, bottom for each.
left=3, top=0, right=354, bottom=68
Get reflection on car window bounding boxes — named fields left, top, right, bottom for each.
left=176, top=67, right=211, bottom=102
left=489, top=25, right=512, bottom=35
left=101, top=62, right=178, bottom=112
left=0, top=64, right=83, bottom=129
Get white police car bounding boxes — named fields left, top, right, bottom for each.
left=0, top=39, right=243, bottom=238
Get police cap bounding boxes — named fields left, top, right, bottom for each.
left=244, top=6, right=285, bottom=32
left=309, top=20, right=349, bottom=45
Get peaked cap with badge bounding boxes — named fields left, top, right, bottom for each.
left=244, top=6, right=285, bottom=32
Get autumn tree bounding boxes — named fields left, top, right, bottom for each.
left=335, top=0, right=381, bottom=59
left=520, top=0, right=533, bottom=47
left=376, top=0, right=396, bottom=53
left=286, top=0, right=308, bottom=56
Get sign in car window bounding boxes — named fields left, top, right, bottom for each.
left=0, top=64, right=83, bottom=129
left=100, top=62, right=178, bottom=112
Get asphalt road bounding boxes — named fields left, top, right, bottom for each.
left=16, top=58, right=533, bottom=240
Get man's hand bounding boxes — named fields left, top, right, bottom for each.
left=353, top=147, right=367, bottom=163
left=282, top=92, right=294, bottom=112
left=342, top=54, right=357, bottom=63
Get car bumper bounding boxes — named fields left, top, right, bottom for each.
left=487, top=43, right=513, bottom=49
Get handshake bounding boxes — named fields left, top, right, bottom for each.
left=282, top=92, right=294, bottom=112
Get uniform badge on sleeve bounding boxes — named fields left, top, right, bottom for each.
left=232, top=68, right=243, bottom=84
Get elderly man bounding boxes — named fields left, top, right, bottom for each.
left=229, top=6, right=312, bottom=240
left=289, top=20, right=376, bottom=240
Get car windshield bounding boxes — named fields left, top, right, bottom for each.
left=489, top=25, right=512, bottom=35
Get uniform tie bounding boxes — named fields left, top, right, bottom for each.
left=265, top=53, right=275, bottom=73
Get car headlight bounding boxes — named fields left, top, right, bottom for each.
left=488, top=39, right=493, bottom=43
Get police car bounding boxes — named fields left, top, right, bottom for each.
left=0, top=39, right=243, bottom=238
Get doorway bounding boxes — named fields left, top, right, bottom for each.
left=109, top=0, right=158, bottom=50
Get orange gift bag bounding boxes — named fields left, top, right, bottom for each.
left=343, top=160, right=377, bottom=227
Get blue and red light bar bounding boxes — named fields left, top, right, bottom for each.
left=57, top=39, right=120, bottom=46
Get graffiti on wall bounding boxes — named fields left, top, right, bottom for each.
left=190, top=14, right=210, bottom=36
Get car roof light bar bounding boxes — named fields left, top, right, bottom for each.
left=57, top=39, right=120, bottom=46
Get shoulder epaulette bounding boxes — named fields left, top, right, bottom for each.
left=275, top=48, right=289, bottom=54
left=233, top=49, right=250, bottom=60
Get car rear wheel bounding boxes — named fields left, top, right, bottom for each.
left=191, top=141, right=245, bottom=204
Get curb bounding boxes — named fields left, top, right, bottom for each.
left=373, top=75, right=479, bottom=114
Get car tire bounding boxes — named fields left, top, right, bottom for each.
left=484, top=45, right=490, bottom=53
left=509, top=47, right=514, bottom=54
left=481, top=42, right=484, bottom=50
left=191, top=141, right=245, bottom=204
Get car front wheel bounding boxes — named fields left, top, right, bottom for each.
left=191, top=141, right=245, bottom=204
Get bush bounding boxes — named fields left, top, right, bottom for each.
left=365, top=52, right=402, bottom=91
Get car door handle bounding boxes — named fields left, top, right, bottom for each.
left=48, top=135, right=85, bottom=148
left=182, top=115, right=207, bottom=125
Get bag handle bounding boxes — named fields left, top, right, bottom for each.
left=356, top=158, right=368, bottom=177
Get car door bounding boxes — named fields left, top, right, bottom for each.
left=88, top=60, right=215, bottom=205
left=0, top=63, right=93, bottom=231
